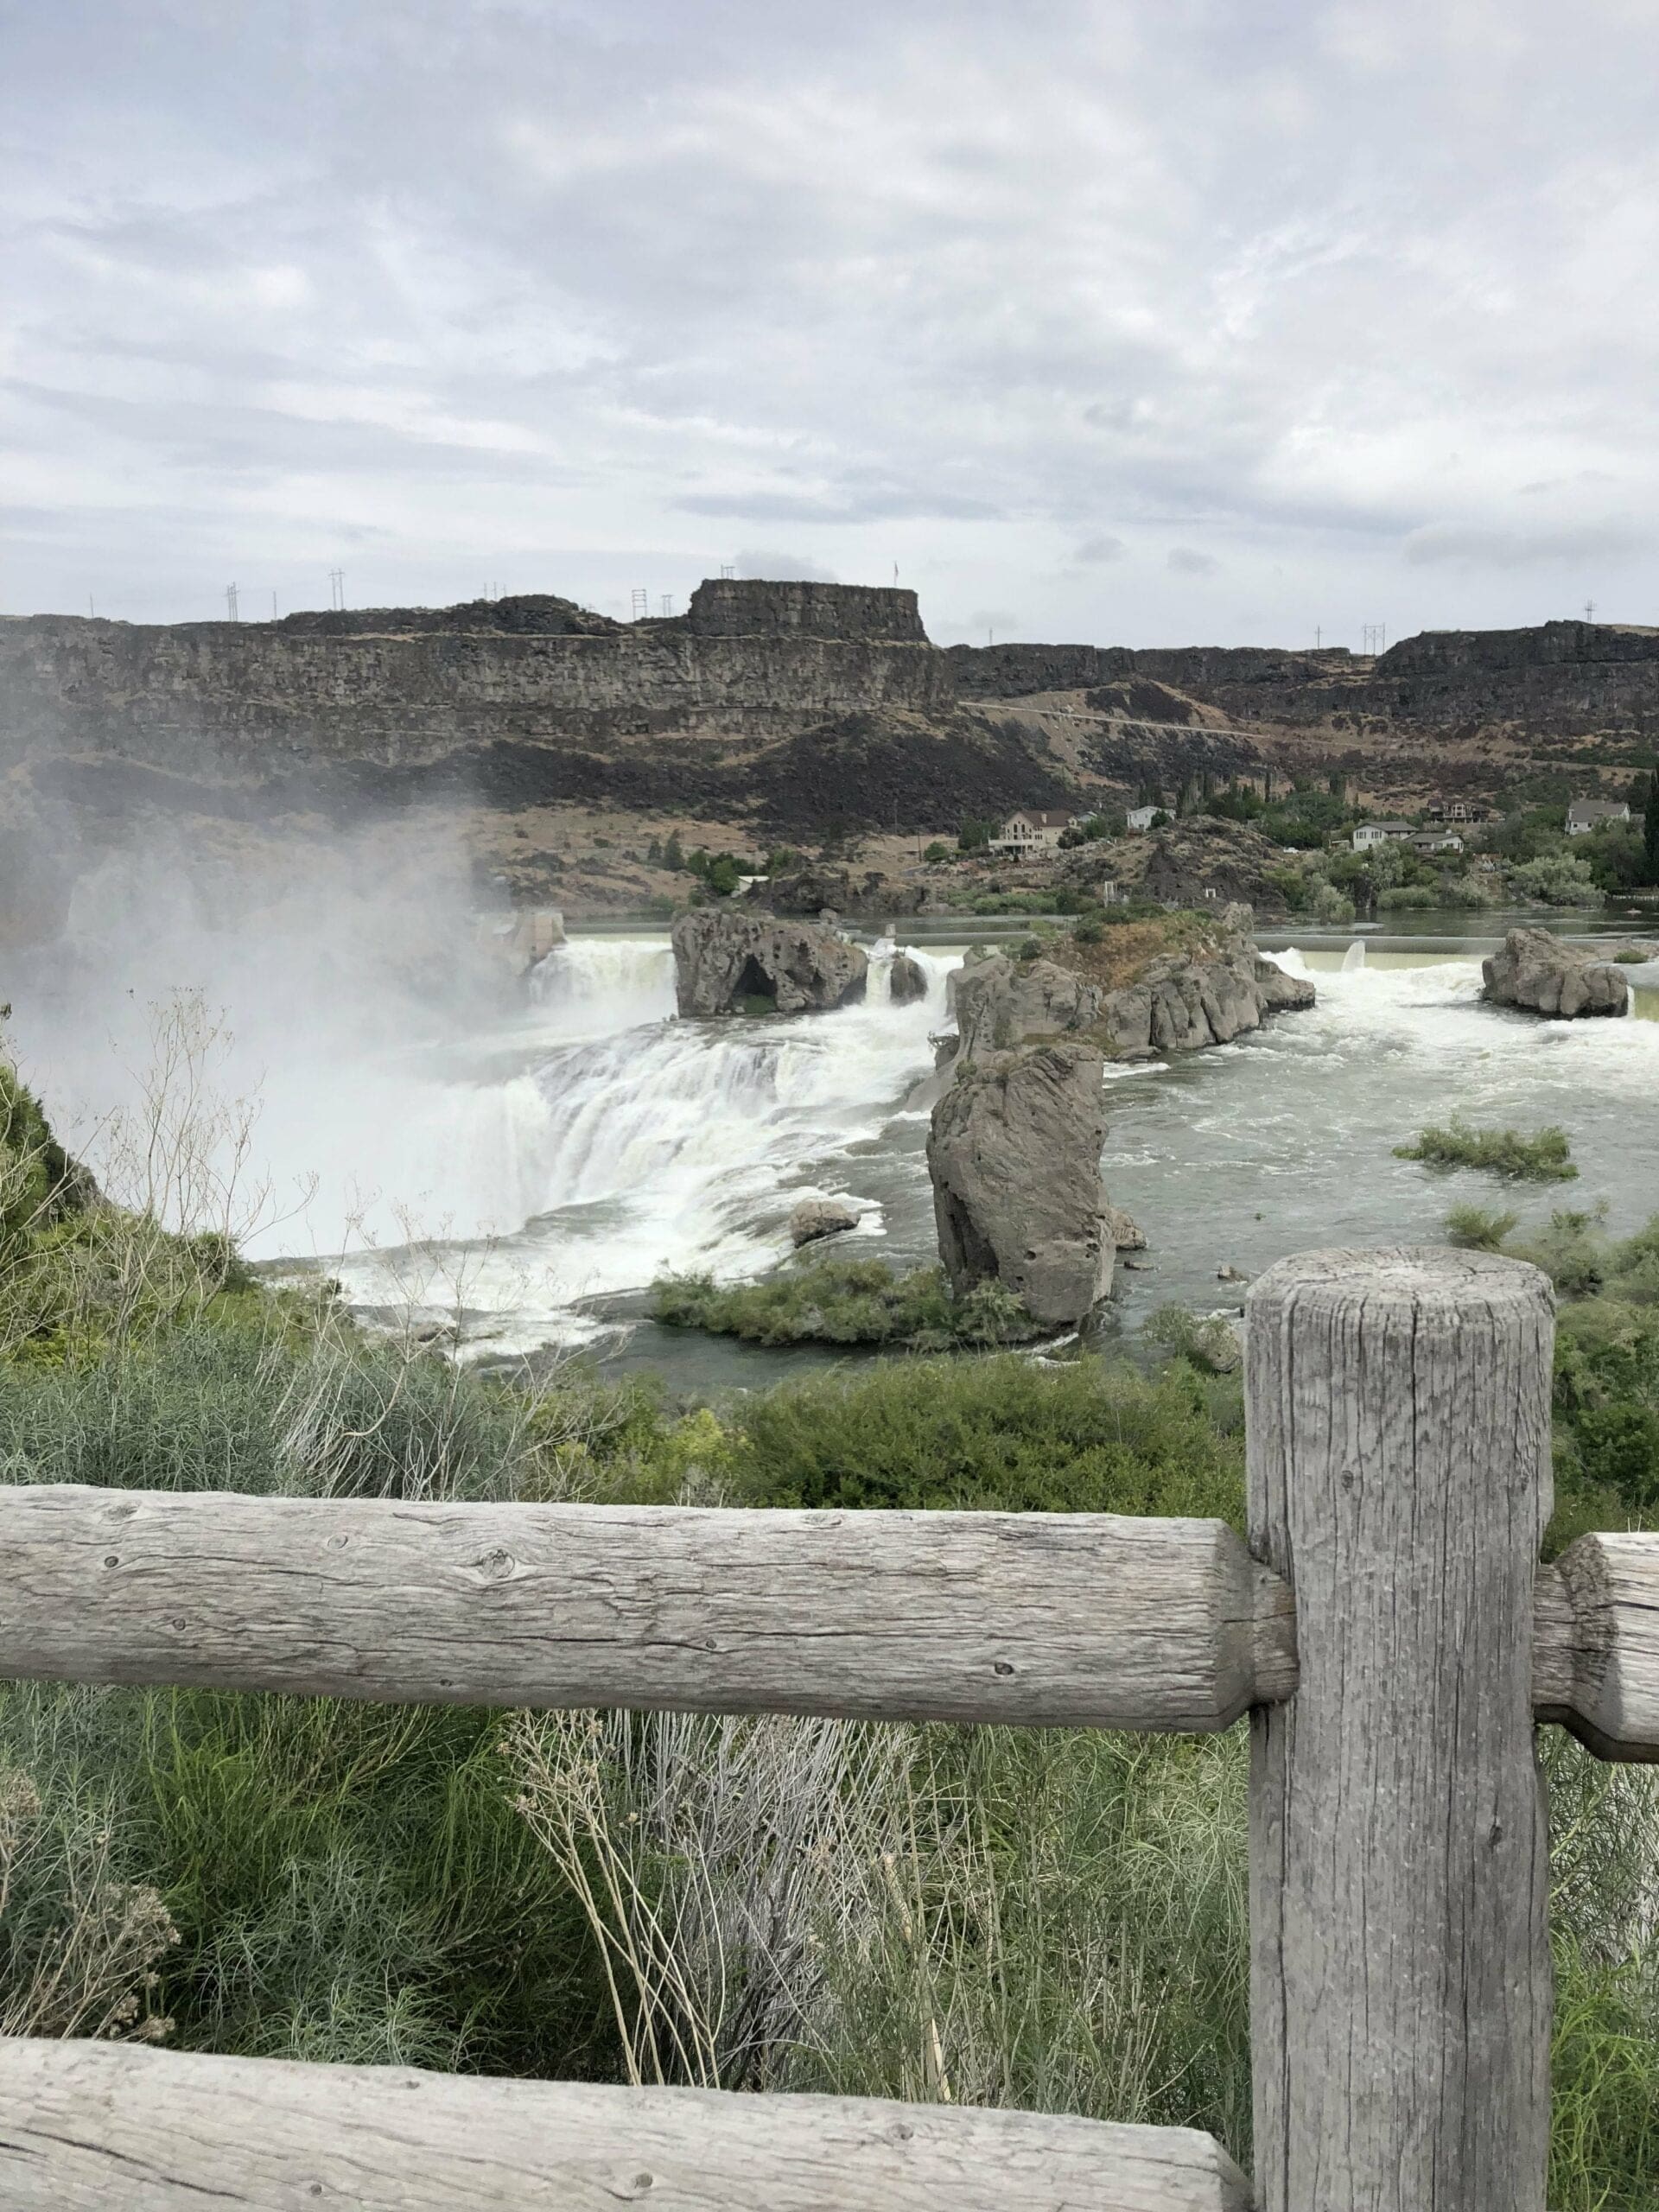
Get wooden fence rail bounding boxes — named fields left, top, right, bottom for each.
left=0, top=2041, right=1252, bottom=2212
left=0, top=1488, right=1298, bottom=1730
left=0, top=1245, right=1654, bottom=2209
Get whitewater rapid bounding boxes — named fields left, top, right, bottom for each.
left=305, top=938, right=963, bottom=1355
left=266, top=925, right=1659, bottom=1364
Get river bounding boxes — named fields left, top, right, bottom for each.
left=252, top=910, right=1659, bottom=1389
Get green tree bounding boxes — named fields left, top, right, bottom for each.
left=662, top=831, right=683, bottom=870
left=957, top=818, right=994, bottom=853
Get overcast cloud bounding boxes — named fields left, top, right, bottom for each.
left=3, top=0, right=1658, bottom=645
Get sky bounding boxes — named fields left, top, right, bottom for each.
left=3, top=0, right=1658, bottom=648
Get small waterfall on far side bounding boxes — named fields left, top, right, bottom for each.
left=1342, top=941, right=1368, bottom=973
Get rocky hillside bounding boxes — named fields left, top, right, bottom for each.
left=5, top=576, right=1658, bottom=930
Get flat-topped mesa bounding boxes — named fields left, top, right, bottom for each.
left=1483, top=927, right=1630, bottom=1019
left=684, top=579, right=927, bottom=643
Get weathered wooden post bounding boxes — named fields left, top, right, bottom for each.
left=1246, top=1248, right=1555, bottom=2212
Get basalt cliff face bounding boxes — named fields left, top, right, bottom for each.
left=950, top=621, right=1659, bottom=741
left=5, top=582, right=1657, bottom=868
left=0, top=579, right=1063, bottom=846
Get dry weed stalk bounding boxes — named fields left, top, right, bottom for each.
left=508, top=1706, right=918, bottom=2092
left=0, top=1764, right=179, bottom=2043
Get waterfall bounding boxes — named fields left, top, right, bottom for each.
left=313, top=938, right=965, bottom=1352
left=1341, top=941, right=1367, bottom=972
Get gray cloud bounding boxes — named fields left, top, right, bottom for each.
left=1167, top=547, right=1221, bottom=576
left=1403, top=520, right=1649, bottom=568
left=4, top=2, right=1659, bottom=639
left=734, top=549, right=838, bottom=582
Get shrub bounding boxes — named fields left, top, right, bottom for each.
left=728, top=1353, right=1246, bottom=1520
left=1395, top=1117, right=1578, bottom=1183
left=922, top=842, right=952, bottom=865
left=1510, top=853, right=1605, bottom=908
left=1445, top=1203, right=1521, bottom=1250
left=650, top=1258, right=1041, bottom=1352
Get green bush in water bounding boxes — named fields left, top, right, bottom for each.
left=651, top=1257, right=1039, bottom=1352
left=1396, top=1116, right=1578, bottom=1183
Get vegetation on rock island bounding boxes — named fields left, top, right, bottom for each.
left=650, top=1255, right=1041, bottom=1352
left=1395, top=1116, right=1580, bottom=1183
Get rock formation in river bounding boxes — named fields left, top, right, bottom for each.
left=888, top=951, right=927, bottom=1005
left=926, top=1039, right=1113, bottom=1328
left=944, top=918, right=1314, bottom=1073
left=789, top=1198, right=861, bottom=1248
left=671, top=908, right=868, bottom=1017
left=1482, top=928, right=1630, bottom=1019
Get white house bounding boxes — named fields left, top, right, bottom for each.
left=990, top=808, right=1071, bottom=855
left=1408, top=831, right=1465, bottom=855
left=1126, top=804, right=1166, bottom=832
left=1352, top=820, right=1413, bottom=849
left=1566, top=799, right=1631, bottom=836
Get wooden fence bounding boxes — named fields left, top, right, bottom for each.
left=0, top=1246, right=1655, bottom=2209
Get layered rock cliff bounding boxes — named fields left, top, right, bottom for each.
left=952, top=620, right=1659, bottom=745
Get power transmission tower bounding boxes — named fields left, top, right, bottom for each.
left=1314, top=626, right=1322, bottom=649
left=226, top=582, right=239, bottom=620
left=329, top=569, right=346, bottom=612
left=719, top=563, right=735, bottom=580
left=1584, top=600, right=1597, bottom=623
left=631, top=588, right=648, bottom=620
left=1362, top=624, right=1386, bottom=655
left=659, top=594, right=673, bottom=617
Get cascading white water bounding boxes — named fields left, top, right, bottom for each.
left=1341, top=941, right=1367, bottom=972
left=528, top=938, right=677, bottom=1033
left=322, top=939, right=964, bottom=1352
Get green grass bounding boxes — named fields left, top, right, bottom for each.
left=1396, top=1115, right=1579, bottom=1182
left=650, top=1256, right=1041, bottom=1352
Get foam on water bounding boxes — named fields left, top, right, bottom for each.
left=320, top=938, right=963, bottom=1354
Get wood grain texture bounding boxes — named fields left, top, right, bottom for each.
left=1245, top=1247, right=1554, bottom=2212
left=0, top=1486, right=1296, bottom=1732
left=0, top=2039, right=1253, bottom=2212
left=1535, top=1533, right=1659, bottom=1760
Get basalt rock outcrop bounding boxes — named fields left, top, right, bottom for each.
left=671, top=909, right=868, bottom=1018
left=927, top=1039, right=1113, bottom=1328
left=789, top=1198, right=861, bottom=1248
left=944, top=926, right=1313, bottom=1071
left=1482, top=928, right=1629, bottom=1019
left=888, top=951, right=928, bottom=1005
left=753, top=867, right=929, bottom=918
